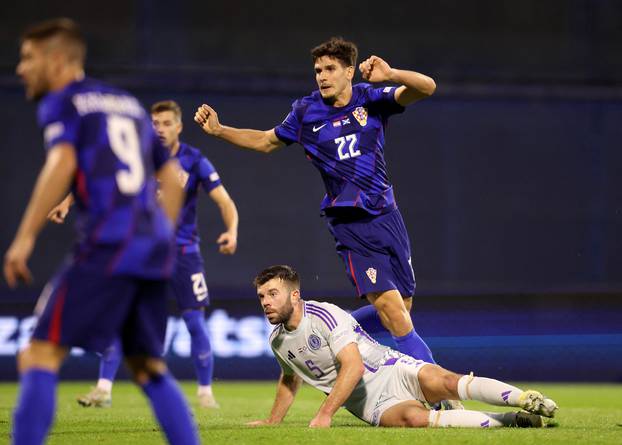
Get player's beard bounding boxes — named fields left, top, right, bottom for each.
left=272, top=297, right=295, bottom=325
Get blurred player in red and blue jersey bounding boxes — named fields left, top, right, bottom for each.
left=4, top=18, right=199, bottom=445
left=194, top=37, right=439, bottom=370
left=54, top=100, right=239, bottom=409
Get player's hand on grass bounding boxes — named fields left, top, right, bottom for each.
left=3, top=236, right=35, bottom=287
left=309, top=414, right=332, bottom=428
left=217, top=231, right=237, bottom=255
left=194, top=104, right=222, bottom=136
left=359, top=55, right=393, bottom=83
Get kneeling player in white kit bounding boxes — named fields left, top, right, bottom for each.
left=249, top=265, right=558, bottom=428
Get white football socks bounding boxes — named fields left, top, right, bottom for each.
left=428, top=409, right=515, bottom=428
left=457, top=373, right=522, bottom=406
left=96, top=378, right=113, bottom=393
left=198, top=385, right=213, bottom=396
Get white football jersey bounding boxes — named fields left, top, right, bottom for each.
left=270, top=300, right=403, bottom=402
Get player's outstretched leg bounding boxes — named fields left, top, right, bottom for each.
left=427, top=409, right=545, bottom=428
left=365, top=291, right=436, bottom=364
left=77, top=338, right=122, bottom=407
left=12, top=340, right=67, bottom=445
left=457, top=373, right=557, bottom=417
left=380, top=400, right=544, bottom=428
left=127, top=357, right=199, bottom=445
left=182, top=309, right=218, bottom=408
left=364, top=291, right=463, bottom=410
left=418, top=365, right=558, bottom=418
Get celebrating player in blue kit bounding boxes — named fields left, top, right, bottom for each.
left=4, top=19, right=199, bottom=444
left=194, top=37, right=439, bottom=370
left=51, top=100, right=239, bottom=409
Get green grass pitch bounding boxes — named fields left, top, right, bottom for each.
left=1, top=381, right=621, bottom=444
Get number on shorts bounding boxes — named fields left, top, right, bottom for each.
left=107, top=115, right=145, bottom=195
left=191, top=272, right=208, bottom=302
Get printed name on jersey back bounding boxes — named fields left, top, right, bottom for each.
left=72, top=92, right=144, bottom=118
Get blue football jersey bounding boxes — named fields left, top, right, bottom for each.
left=174, top=143, right=222, bottom=251
left=37, top=77, right=175, bottom=278
left=274, top=83, right=404, bottom=215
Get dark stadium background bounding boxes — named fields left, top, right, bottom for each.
left=0, top=0, right=620, bottom=381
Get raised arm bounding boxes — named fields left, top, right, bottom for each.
left=309, top=343, right=365, bottom=428
left=247, top=371, right=302, bottom=426
left=208, top=185, right=239, bottom=255
left=4, top=144, right=77, bottom=287
left=359, top=55, right=436, bottom=106
left=194, top=104, right=284, bottom=153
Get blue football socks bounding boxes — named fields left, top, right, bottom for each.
left=141, top=373, right=199, bottom=444
left=393, top=329, right=436, bottom=364
left=352, top=304, right=436, bottom=363
left=13, top=368, right=58, bottom=445
left=182, top=309, right=213, bottom=386
left=99, top=338, right=122, bottom=381
left=350, top=305, right=385, bottom=334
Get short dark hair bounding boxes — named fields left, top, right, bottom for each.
left=151, top=100, right=182, bottom=121
left=21, top=18, right=86, bottom=64
left=253, top=265, right=300, bottom=289
left=311, top=37, right=358, bottom=68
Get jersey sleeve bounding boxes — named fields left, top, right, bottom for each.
left=197, top=156, right=222, bottom=193
left=365, top=85, right=405, bottom=118
left=325, top=306, right=358, bottom=357
left=38, top=95, right=81, bottom=151
left=273, top=102, right=301, bottom=145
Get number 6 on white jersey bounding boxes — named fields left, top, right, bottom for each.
left=107, top=115, right=145, bottom=195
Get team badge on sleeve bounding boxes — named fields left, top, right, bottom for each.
left=366, top=267, right=377, bottom=284
left=352, top=107, right=368, bottom=127
left=308, top=334, right=322, bottom=350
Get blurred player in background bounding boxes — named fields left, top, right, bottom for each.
left=194, top=37, right=439, bottom=371
left=4, top=18, right=199, bottom=444
left=50, top=100, right=239, bottom=409
left=249, top=265, right=558, bottom=428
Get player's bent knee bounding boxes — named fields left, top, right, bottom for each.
left=126, top=356, right=168, bottom=385
left=404, top=410, right=429, bottom=428
left=17, top=340, right=67, bottom=373
left=380, top=401, right=429, bottom=427
left=443, top=372, right=460, bottom=393
left=419, top=364, right=460, bottom=402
